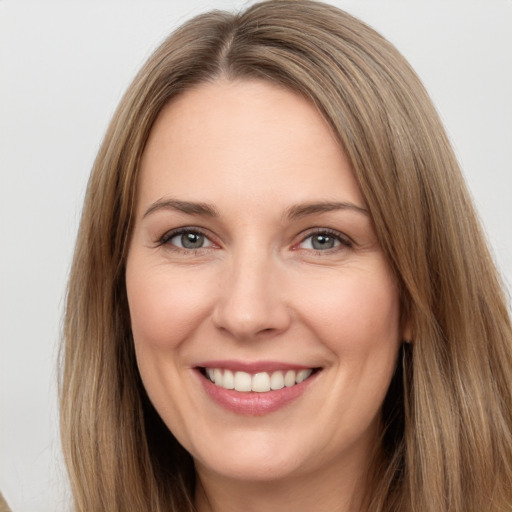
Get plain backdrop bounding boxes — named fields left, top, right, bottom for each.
left=1, top=1, right=511, bottom=510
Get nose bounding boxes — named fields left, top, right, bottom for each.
left=212, top=249, right=292, bottom=340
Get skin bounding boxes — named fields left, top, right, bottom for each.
left=126, top=79, right=407, bottom=512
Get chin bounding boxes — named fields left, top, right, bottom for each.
left=196, top=452, right=304, bottom=483
left=187, top=428, right=310, bottom=483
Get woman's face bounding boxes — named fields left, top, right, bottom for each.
left=126, top=79, right=405, bottom=485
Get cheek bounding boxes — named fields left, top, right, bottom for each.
left=125, top=260, right=217, bottom=432
left=126, top=261, right=217, bottom=351
left=297, top=264, right=401, bottom=365
left=307, top=269, right=401, bottom=424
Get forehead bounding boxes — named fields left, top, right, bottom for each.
left=137, top=79, right=364, bottom=213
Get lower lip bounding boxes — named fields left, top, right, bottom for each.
left=197, top=370, right=319, bottom=416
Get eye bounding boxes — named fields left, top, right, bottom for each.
left=160, top=228, right=215, bottom=250
left=297, top=229, right=352, bottom=251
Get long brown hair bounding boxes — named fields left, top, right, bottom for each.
left=60, top=1, right=512, bottom=510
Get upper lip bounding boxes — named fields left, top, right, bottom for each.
left=195, top=360, right=319, bottom=373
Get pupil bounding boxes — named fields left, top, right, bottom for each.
left=312, top=234, right=334, bottom=250
left=182, top=233, right=204, bottom=249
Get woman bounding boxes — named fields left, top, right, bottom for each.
left=60, top=1, right=512, bottom=511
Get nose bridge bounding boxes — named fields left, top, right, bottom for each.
left=213, top=242, right=290, bottom=339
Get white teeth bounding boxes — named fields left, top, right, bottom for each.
left=205, top=368, right=314, bottom=392
left=296, top=369, right=313, bottom=383
left=223, top=369, right=235, bottom=389
left=270, top=371, right=284, bottom=390
left=252, top=372, right=271, bottom=392
left=234, top=371, right=252, bottom=392
left=213, top=368, right=223, bottom=385
left=284, top=370, right=296, bottom=387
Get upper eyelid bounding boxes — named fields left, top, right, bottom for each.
left=156, top=225, right=353, bottom=248
left=297, top=227, right=353, bottom=244
left=158, top=226, right=215, bottom=245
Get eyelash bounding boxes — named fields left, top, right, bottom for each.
left=156, top=227, right=353, bottom=254
left=157, top=227, right=216, bottom=255
left=295, top=228, right=353, bottom=253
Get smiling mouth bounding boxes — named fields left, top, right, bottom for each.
left=199, top=367, right=319, bottom=393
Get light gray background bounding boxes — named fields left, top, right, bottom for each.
left=1, top=1, right=511, bottom=510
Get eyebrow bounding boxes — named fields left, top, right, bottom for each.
left=142, top=198, right=369, bottom=220
left=284, top=201, right=369, bottom=220
left=143, top=198, right=219, bottom=219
